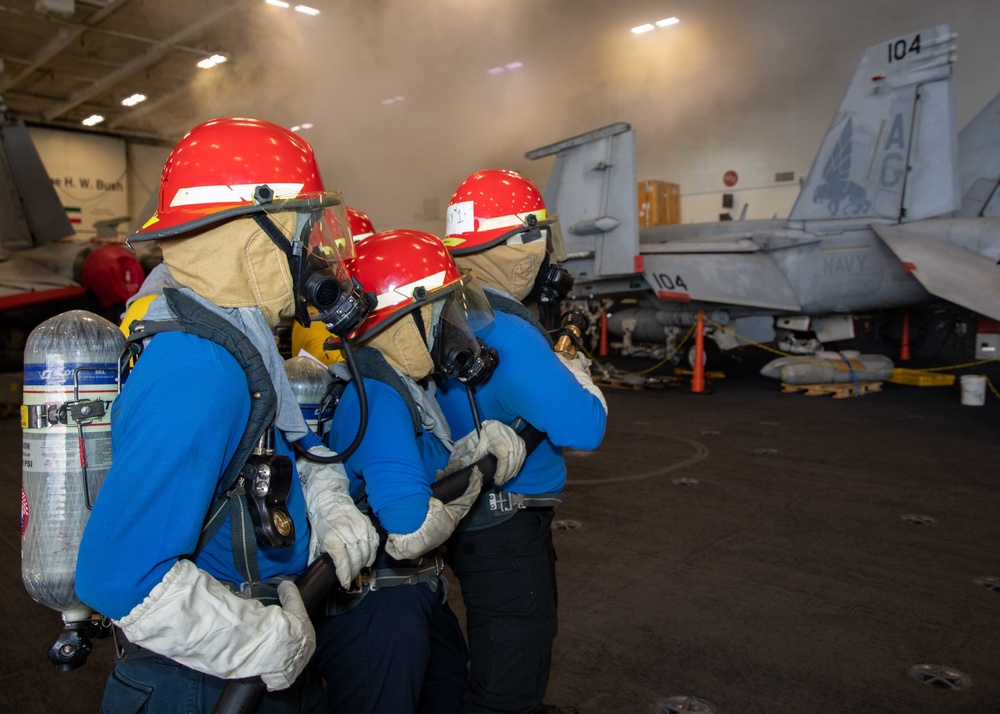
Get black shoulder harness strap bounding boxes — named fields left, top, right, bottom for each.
left=123, top=288, right=277, bottom=584
left=485, top=291, right=554, bottom=347
left=351, top=345, right=421, bottom=436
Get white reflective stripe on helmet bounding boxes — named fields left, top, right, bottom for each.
left=374, top=270, right=448, bottom=309
left=169, top=183, right=306, bottom=207
left=446, top=200, right=547, bottom=236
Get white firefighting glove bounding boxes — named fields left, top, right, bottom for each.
left=296, top=445, right=379, bottom=589
left=116, top=559, right=314, bottom=692
left=449, top=420, right=527, bottom=486
left=385, top=468, right=483, bottom=561
left=557, top=352, right=608, bottom=414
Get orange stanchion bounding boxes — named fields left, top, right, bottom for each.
left=900, top=309, right=911, bottom=362
left=599, top=307, right=609, bottom=357
left=691, top=310, right=706, bottom=393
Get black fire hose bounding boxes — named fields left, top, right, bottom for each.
left=213, top=422, right=543, bottom=714
left=430, top=421, right=543, bottom=502
left=210, top=553, right=343, bottom=714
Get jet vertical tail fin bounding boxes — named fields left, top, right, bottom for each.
left=957, top=91, right=1000, bottom=217
left=525, top=122, right=640, bottom=283
left=0, top=112, right=75, bottom=257
left=788, top=25, right=958, bottom=226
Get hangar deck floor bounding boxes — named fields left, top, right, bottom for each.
left=2, top=362, right=998, bottom=713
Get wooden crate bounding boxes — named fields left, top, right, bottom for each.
left=594, top=374, right=679, bottom=391
left=638, top=180, right=681, bottom=227
left=780, top=381, right=884, bottom=398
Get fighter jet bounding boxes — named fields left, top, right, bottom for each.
left=527, top=24, right=1000, bottom=358
left=0, top=100, right=151, bottom=368
left=0, top=100, right=83, bottom=312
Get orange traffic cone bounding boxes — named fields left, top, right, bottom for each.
left=599, top=307, right=609, bottom=357
left=691, top=310, right=706, bottom=393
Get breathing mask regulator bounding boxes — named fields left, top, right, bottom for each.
left=249, top=185, right=375, bottom=467
left=528, top=252, right=575, bottom=305
left=428, top=298, right=498, bottom=387
left=249, top=185, right=375, bottom=336
left=404, top=279, right=499, bottom=388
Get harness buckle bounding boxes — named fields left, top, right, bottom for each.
left=488, top=491, right=525, bottom=512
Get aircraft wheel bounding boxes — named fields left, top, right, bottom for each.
left=686, top=338, right=722, bottom=370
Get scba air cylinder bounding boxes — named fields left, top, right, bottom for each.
left=284, top=356, right=334, bottom=435
left=21, top=310, right=124, bottom=615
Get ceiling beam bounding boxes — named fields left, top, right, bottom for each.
left=0, top=0, right=132, bottom=94
left=42, top=0, right=254, bottom=121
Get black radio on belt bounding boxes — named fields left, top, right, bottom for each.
left=242, top=425, right=296, bottom=549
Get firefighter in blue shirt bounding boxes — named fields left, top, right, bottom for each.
left=438, top=169, right=607, bottom=714
left=75, top=118, right=379, bottom=713
left=313, top=228, right=526, bottom=714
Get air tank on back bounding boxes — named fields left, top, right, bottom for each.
left=21, top=310, right=124, bottom=669
left=284, top=356, right=334, bottom=436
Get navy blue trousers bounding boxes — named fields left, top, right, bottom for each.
left=312, top=579, right=469, bottom=713
left=447, top=508, right=558, bottom=714
left=100, top=652, right=325, bottom=714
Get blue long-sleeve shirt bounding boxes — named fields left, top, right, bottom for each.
left=436, top=310, right=606, bottom=495
left=76, top=332, right=313, bottom=620
left=326, top=377, right=451, bottom=535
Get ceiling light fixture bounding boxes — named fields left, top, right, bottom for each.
left=633, top=17, right=679, bottom=34
left=196, top=54, right=228, bottom=69
left=265, top=0, right=290, bottom=7
left=82, top=114, right=104, bottom=127
left=381, top=96, right=405, bottom=105
left=294, top=4, right=320, bottom=15
left=290, top=123, right=314, bottom=131
left=121, top=93, right=147, bottom=107
left=488, top=61, right=524, bottom=75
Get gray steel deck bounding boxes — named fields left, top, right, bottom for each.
left=3, top=365, right=999, bottom=713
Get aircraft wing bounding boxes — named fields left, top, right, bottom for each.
left=873, top=221, right=1000, bottom=321
left=641, top=236, right=802, bottom=311
left=642, top=235, right=760, bottom=253
left=0, top=257, right=88, bottom=312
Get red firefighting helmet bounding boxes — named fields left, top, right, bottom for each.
left=131, top=117, right=336, bottom=241
left=344, top=229, right=492, bottom=343
left=347, top=207, right=375, bottom=242
left=444, top=169, right=558, bottom=255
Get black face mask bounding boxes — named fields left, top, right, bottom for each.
left=251, top=207, right=375, bottom=336
left=428, top=304, right=499, bottom=387
left=527, top=252, right=575, bottom=305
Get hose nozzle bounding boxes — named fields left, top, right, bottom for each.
left=553, top=310, right=590, bottom=358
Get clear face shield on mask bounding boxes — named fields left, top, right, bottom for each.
left=252, top=185, right=376, bottom=335
left=429, top=272, right=499, bottom=386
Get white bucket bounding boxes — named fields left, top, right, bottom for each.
left=959, top=374, right=988, bottom=406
